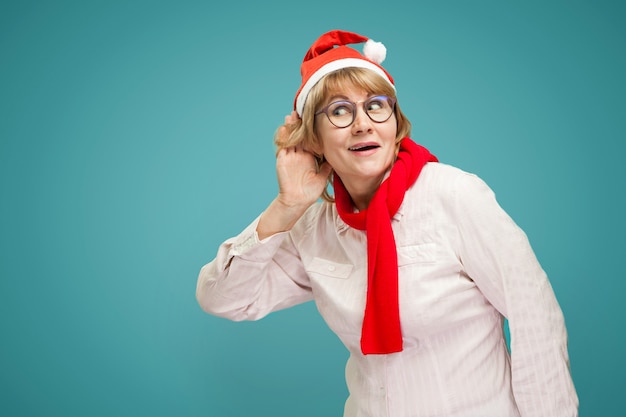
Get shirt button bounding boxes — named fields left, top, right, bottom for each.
left=328, top=265, right=336, bottom=272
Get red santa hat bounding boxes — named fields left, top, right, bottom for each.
left=294, top=30, right=395, bottom=116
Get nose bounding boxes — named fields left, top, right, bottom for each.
left=351, top=106, right=373, bottom=134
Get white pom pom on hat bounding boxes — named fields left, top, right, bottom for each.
left=294, top=30, right=395, bottom=117
left=363, top=39, right=387, bottom=64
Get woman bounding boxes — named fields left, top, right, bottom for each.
left=196, top=30, right=578, bottom=417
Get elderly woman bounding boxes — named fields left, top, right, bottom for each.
left=196, top=30, right=578, bottom=417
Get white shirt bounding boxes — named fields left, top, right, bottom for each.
left=197, top=162, right=578, bottom=417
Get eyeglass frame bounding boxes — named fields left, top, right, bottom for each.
left=314, top=95, right=397, bottom=128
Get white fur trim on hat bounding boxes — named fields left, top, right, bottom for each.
left=295, top=58, right=396, bottom=116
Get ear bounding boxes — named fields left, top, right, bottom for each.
left=308, top=141, right=324, bottom=158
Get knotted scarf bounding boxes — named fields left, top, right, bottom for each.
left=334, top=138, right=438, bottom=354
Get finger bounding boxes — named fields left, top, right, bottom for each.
left=287, top=110, right=298, bottom=122
left=285, top=111, right=300, bottom=125
left=296, top=145, right=315, bottom=156
left=276, top=124, right=292, bottom=142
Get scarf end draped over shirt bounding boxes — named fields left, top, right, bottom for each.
left=333, top=137, right=438, bottom=355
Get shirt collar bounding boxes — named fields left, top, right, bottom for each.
left=334, top=203, right=405, bottom=233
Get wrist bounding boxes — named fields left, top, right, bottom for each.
left=274, top=194, right=313, bottom=214
left=256, top=197, right=310, bottom=240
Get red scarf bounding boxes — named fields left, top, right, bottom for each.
left=334, top=138, right=438, bottom=354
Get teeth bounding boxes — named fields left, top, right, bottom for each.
left=350, top=145, right=378, bottom=151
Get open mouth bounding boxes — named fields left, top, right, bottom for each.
left=349, top=144, right=380, bottom=152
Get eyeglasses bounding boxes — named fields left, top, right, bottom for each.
left=315, top=95, right=397, bottom=128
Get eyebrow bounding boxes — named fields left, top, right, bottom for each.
left=326, top=94, right=351, bottom=102
left=329, top=92, right=385, bottom=102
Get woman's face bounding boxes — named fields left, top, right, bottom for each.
left=316, top=86, right=398, bottom=199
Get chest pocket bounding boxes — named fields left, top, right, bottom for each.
left=397, top=243, right=436, bottom=266
left=307, top=257, right=354, bottom=279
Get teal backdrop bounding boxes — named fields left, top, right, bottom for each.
left=1, top=1, right=624, bottom=416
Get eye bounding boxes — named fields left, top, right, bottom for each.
left=366, top=96, right=388, bottom=112
left=367, top=101, right=383, bottom=111
left=328, top=102, right=353, bottom=117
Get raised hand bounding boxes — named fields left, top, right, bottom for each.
left=275, top=145, right=331, bottom=209
left=256, top=112, right=332, bottom=239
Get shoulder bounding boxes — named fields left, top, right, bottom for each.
left=421, top=161, right=479, bottom=181
left=402, top=162, right=498, bottom=220
left=411, top=162, right=485, bottom=197
left=290, top=200, right=339, bottom=238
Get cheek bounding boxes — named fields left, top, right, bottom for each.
left=379, top=126, right=398, bottom=147
left=320, top=144, right=340, bottom=167
left=388, top=116, right=399, bottom=139
left=319, top=130, right=343, bottom=156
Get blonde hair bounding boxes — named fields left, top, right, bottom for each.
left=275, top=67, right=412, bottom=202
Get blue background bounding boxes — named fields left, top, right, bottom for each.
left=1, top=1, right=624, bottom=416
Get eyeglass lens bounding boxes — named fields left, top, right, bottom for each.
left=324, top=96, right=395, bottom=128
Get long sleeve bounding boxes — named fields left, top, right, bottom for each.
left=196, top=214, right=314, bottom=321
left=454, top=172, right=579, bottom=416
